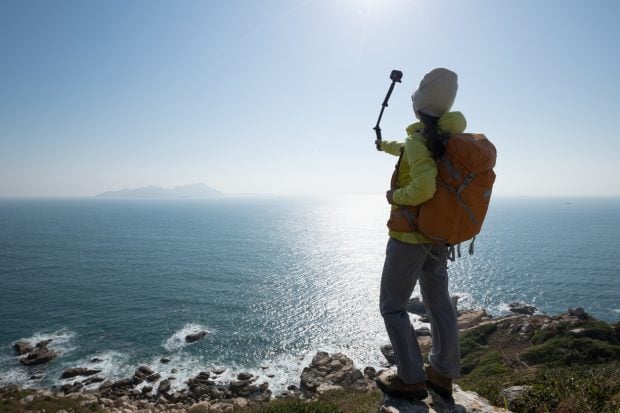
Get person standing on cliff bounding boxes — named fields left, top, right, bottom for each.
left=375, top=68, right=462, bottom=400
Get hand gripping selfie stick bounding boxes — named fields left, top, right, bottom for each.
left=373, top=70, right=403, bottom=150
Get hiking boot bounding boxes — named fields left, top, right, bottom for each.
left=375, top=370, right=428, bottom=400
left=425, top=365, right=453, bottom=398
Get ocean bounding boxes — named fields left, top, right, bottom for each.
left=0, top=196, right=619, bottom=392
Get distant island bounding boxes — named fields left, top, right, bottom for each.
left=95, top=183, right=223, bottom=199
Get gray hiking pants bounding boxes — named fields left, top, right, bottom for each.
left=379, top=237, right=460, bottom=384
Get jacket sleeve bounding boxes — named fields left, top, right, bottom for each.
left=379, top=140, right=404, bottom=156
left=391, top=137, right=437, bottom=206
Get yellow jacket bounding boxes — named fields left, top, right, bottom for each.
left=380, top=111, right=467, bottom=244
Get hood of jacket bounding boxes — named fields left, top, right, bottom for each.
left=405, top=111, right=467, bottom=137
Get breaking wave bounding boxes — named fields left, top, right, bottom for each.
left=162, top=323, right=211, bottom=352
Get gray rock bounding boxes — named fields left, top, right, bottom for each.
left=499, top=385, right=533, bottom=409
left=457, top=309, right=491, bottom=330
left=568, top=307, right=588, bottom=320
left=406, top=297, right=427, bottom=316
left=299, top=351, right=372, bottom=394
left=569, top=328, right=586, bottom=336
left=60, top=367, right=102, bottom=379
left=35, top=339, right=53, bottom=348
left=19, top=348, right=59, bottom=366
left=20, top=395, right=34, bottom=404
left=188, top=401, right=211, bottom=413
left=146, top=373, right=161, bottom=382
left=237, top=372, right=253, bottom=380
left=112, top=378, right=134, bottom=388
left=81, top=376, right=104, bottom=386
left=160, top=357, right=171, bottom=363
left=185, top=331, right=207, bottom=343
left=13, top=341, right=34, bottom=355
left=61, top=381, right=83, bottom=394
left=137, top=365, right=155, bottom=376
left=157, top=379, right=171, bottom=395
left=364, top=366, right=377, bottom=379
left=381, top=344, right=397, bottom=365
left=415, top=327, right=432, bottom=337
left=228, top=379, right=250, bottom=392
left=380, top=383, right=510, bottom=412
left=509, top=302, right=537, bottom=315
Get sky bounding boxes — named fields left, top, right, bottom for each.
left=0, top=0, right=619, bottom=197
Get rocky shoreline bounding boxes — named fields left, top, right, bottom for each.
left=2, top=302, right=619, bottom=413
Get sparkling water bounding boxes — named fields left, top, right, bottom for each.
left=0, top=196, right=618, bottom=390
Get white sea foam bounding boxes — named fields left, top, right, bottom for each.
left=136, top=353, right=207, bottom=392
left=64, top=350, right=133, bottom=388
left=614, top=309, right=620, bottom=314
left=13, top=329, right=77, bottom=356
left=0, top=329, right=78, bottom=387
left=162, top=323, right=211, bottom=352
left=0, top=367, right=32, bottom=388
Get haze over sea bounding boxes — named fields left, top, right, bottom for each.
left=1, top=196, right=619, bottom=391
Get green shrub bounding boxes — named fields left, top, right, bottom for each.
left=523, top=337, right=620, bottom=365
left=461, top=323, right=498, bottom=346
left=0, top=388, right=103, bottom=413
left=235, top=389, right=382, bottom=413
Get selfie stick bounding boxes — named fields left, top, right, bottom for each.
left=374, top=70, right=403, bottom=150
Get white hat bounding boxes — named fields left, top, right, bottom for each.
left=412, top=68, right=458, bottom=117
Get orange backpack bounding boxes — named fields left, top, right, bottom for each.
left=387, top=133, right=497, bottom=249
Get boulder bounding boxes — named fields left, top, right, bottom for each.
left=406, top=297, right=427, bottom=316
left=568, top=307, right=589, bottom=320
left=157, top=379, right=171, bottom=395
left=299, top=351, right=372, bottom=394
left=35, top=339, right=53, bottom=348
left=509, top=302, right=537, bottom=315
left=185, top=331, right=207, bottom=343
left=61, top=381, right=83, bottom=394
left=19, top=347, right=59, bottom=366
left=380, top=344, right=397, bottom=365
left=81, top=376, right=104, bottom=386
left=188, top=401, right=211, bottom=413
left=13, top=341, right=34, bottom=355
left=499, top=385, right=533, bottom=410
left=112, top=378, right=134, bottom=389
left=160, top=357, right=171, bottom=363
left=146, top=373, right=161, bottom=382
left=457, top=309, right=491, bottom=330
left=233, top=397, right=248, bottom=408
left=237, top=372, right=253, bottom=380
left=364, top=366, right=377, bottom=379
left=415, top=326, right=432, bottom=337
left=61, top=367, right=102, bottom=379
left=137, top=365, right=155, bottom=376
